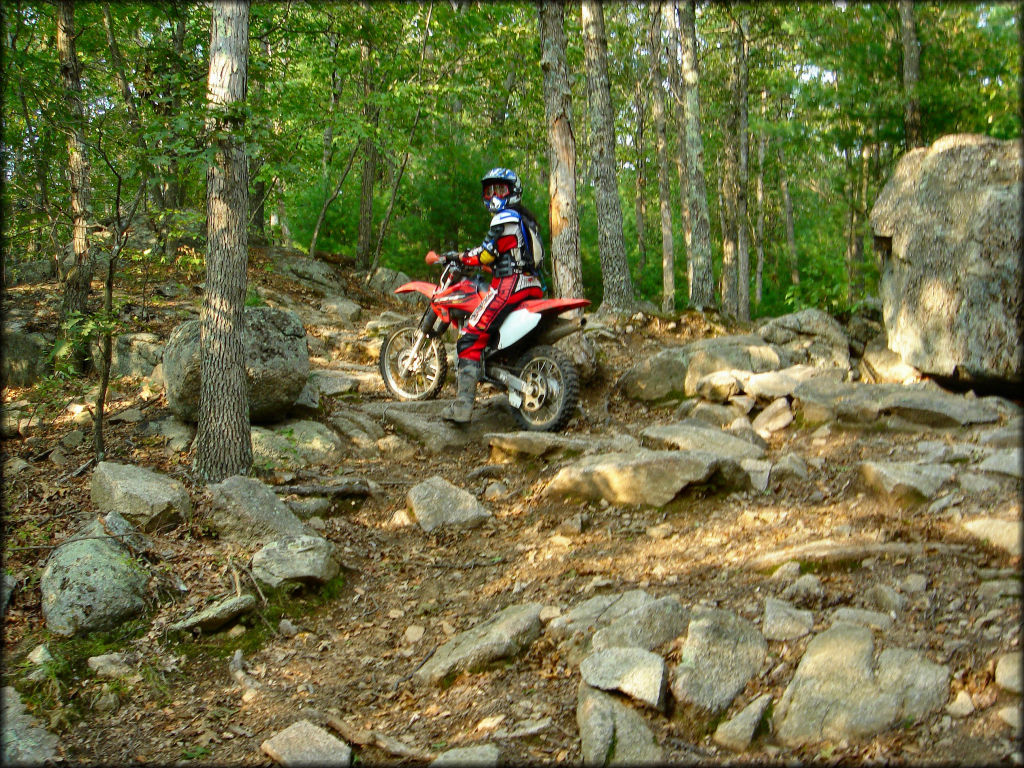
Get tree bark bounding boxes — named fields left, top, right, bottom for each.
left=194, top=0, right=253, bottom=484
left=539, top=0, right=594, bottom=376
left=56, top=0, right=94, bottom=349
left=676, top=0, right=714, bottom=311
left=650, top=3, right=675, bottom=314
left=735, top=11, right=751, bottom=322
left=356, top=32, right=378, bottom=270
left=777, top=144, right=799, bottom=287
left=754, top=90, right=768, bottom=308
left=662, top=2, right=690, bottom=252
left=581, top=0, right=635, bottom=314
left=899, top=0, right=923, bottom=150
left=633, top=77, right=647, bottom=273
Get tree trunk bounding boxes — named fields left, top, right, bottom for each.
left=194, top=0, right=253, bottom=484
left=735, top=11, right=750, bottom=322
left=899, top=0, right=923, bottom=150
left=633, top=77, right=647, bottom=273
left=56, top=0, right=94, bottom=351
left=650, top=2, right=675, bottom=314
left=677, top=0, right=714, bottom=311
left=662, top=2, right=690, bottom=253
left=356, top=35, right=378, bottom=269
left=778, top=144, right=799, bottom=287
left=754, top=90, right=768, bottom=308
left=539, top=0, right=594, bottom=376
left=582, top=0, right=635, bottom=314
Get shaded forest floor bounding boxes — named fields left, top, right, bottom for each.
left=2, top=250, right=1021, bottom=765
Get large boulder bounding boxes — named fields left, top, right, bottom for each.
left=870, top=134, right=1023, bottom=384
left=162, top=306, right=310, bottom=424
left=1, top=320, right=49, bottom=388
left=757, top=308, right=851, bottom=371
left=39, top=512, right=150, bottom=636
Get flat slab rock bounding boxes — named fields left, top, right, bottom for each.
left=251, top=535, right=340, bottom=588
left=406, top=476, right=491, bottom=533
left=640, top=422, right=766, bottom=460
left=576, top=683, right=663, bottom=766
left=580, top=647, right=668, bottom=710
left=486, top=430, right=638, bottom=461
left=859, top=460, right=956, bottom=502
left=774, top=623, right=948, bottom=747
left=260, top=719, right=351, bottom=766
left=170, top=594, right=256, bottom=633
left=544, top=449, right=745, bottom=507
left=415, top=602, right=542, bottom=685
left=2, top=686, right=60, bottom=766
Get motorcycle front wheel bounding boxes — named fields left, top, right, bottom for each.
left=513, top=344, right=579, bottom=432
left=379, top=325, right=448, bottom=401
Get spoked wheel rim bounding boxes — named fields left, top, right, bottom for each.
left=380, top=326, right=447, bottom=400
left=514, top=345, right=578, bottom=431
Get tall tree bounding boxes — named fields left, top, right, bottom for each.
left=581, top=0, right=635, bottom=313
left=899, top=0, right=923, bottom=150
left=676, top=0, right=714, bottom=311
left=539, top=0, right=594, bottom=375
left=718, top=13, right=741, bottom=319
left=735, top=10, right=751, bottom=322
left=650, top=2, right=676, bottom=314
left=194, top=0, right=253, bottom=483
left=55, top=0, right=94, bottom=365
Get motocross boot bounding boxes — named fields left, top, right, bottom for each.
left=442, top=360, right=481, bottom=423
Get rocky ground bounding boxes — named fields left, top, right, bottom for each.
left=2, top=248, right=1021, bottom=766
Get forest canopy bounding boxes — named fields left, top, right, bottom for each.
left=3, top=1, right=1019, bottom=317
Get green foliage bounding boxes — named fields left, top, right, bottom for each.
left=3, top=2, right=1017, bottom=319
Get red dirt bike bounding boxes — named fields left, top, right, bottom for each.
left=378, top=251, right=590, bottom=431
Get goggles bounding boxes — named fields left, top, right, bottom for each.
left=483, top=182, right=510, bottom=200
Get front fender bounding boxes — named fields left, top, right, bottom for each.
left=394, top=280, right=437, bottom=297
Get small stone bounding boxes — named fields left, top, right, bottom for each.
left=27, top=645, right=52, bottom=666
left=998, top=705, right=1022, bottom=732
left=226, top=625, right=246, bottom=639
left=539, top=606, right=561, bottom=623
left=646, top=522, right=673, bottom=540
left=261, top=719, right=352, bottom=766
left=946, top=690, right=975, bottom=718
left=771, top=561, right=802, bottom=581
left=712, top=693, right=771, bottom=752
left=781, top=573, right=823, bottom=604
left=865, top=584, right=905, bottom=614
left=87, top=653, right=133, bottom=680
left=830, top=606, right=894, bottom=632
left=279, top=619, right=298, bottom=637
left=763, top=598, right=813, bottom=641
left=405, top=624, right=425, bottom=644
left=995, top=652, right=1022, bottom=694
left=901, top=573, right=928, bottom=593
left=431, top=744, right=501, bottom=766
left=61, top=430, right=85, bottom=449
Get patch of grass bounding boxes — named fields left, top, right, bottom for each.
left=180, top=745, right=213, bottom=761
left=799, top=557, right=862, bottom=574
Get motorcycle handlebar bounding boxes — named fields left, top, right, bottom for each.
left=426, top=250, right=461, bottom=267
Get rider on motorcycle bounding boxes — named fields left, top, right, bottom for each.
left=442, top=167, right=544, bottom=423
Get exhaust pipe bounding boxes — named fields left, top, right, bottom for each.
left=537, top=316, right=587, bottom=346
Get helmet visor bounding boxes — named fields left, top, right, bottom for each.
left=483, top=182, right=510, bottom=201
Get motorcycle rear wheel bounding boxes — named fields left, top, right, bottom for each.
left=513, top=344, right=579, bottom=432
left=379, top=325, right=448, bottom=401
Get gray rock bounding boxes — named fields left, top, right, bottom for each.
left=752, top=397, right=793, bottom=438
left=693, top=370, right=743, bottom=402
left=90, top=461, right=190, bottom=533
left=170, top=594, right=257, bottom=633
left=962, top=517, right=1021, bottom=557
left=275, top=254, right=342, bottom=294
left=741, top=458, right=772, bottom=492
left=758, top=309, right=851, bottom=370
left=1, top=323, right=49, bottom=388
left=92, top=332, right=164, bottom=379
left=260, top=719, right=351, bottom=767
left=591, top=596, right=689, bottom=653
left=251, top=419, right=344, bottom=469
left=763, top=598, right=813, bottom=641
left=946, top=690, right=975, bottom=718
left=580, top=647, right=668, bottom=710
left=859, top=460, right=956, bottom=502
left=206, top=475, right=313, bottom=546
left=545, top=449, right=746, bottom=507
left=620, top=334, right=787, bottom=402
left=738, top=365, right=824, bottom=401
left=770, top=453, right=809, bottom=483
left=2, top=573, right=17, bottom=616
left=712, top=693, right=771, bottom=752
left=251, top=535, right=339, bottom=588
left=640, top=422, right=765, bottom=460
left=1, top=686, right=59, bottom=765
left=407, top=476, right=491, bottom=533
left=487, top=431, right=638, bottom=462
left=995, top=652, right=1022, bottom=694
left=858, top=334, right=922, bottom=384
left=415, top=603, right=542, bottom=685
left=547, top=590, right=656, bottom=647
left=363, top=397, right=518, bottom=453
left=774, top=624, right=948, bottom=746
left=900, top=573, right=928, bottom=594
left=139, top=416, right=195, bottom=453
left=40, top=513, right=149, bottom=637
left=683, top=402, right=746, bottom=429
left=831, top=607, right=895, bottom=632
left=864, top=584, right=905, bottom=615
left=87, top=653, right=134, bottom=680
left=431, top=744, right=501, bottom=766
left=978, top=448, right=1023, bottom=479
left=576, top=683, right=663, bottom=766
left=781, top=574, right=824, bottom=605
left=870, top=134, right=1022, bottom=384
left=162, top=306, right=310, bottom=424
left=320, top=296, right=362, bottom=323
left=670, top=607, right=766, bottom=715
